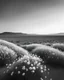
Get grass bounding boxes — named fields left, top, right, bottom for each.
left=0, top=45, right=17, bottom=67
left=52, top=43, right=64, bottom=51
left=0, top=39, right=29, bottom=57
left=0, top=39, right=64, bottom=80
left=20, top=43, right=43, bottom=52
left=1, top=54, right=42, bottom=80
left=32, top=45, right=64, bottom=66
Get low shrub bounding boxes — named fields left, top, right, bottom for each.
left=20, top=44, right=43, bottom=52
left=0, top=45, right=17, bottom=67
left=0, top=39, right=29, bottom=57
left=2, top=55, right=43, bottom=80
left=32, top=45, right=64, bottom=66
left=52, top=43, right=64, bottom=51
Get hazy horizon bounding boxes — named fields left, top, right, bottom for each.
left=0, top=0, right=64, bottom=35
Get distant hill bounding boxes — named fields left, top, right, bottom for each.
left=0, top=32, right=43, bottom=37
left=49, top=33, right=64, bottom=36
left=0, top=32, right=28, bottom=37
left=0, top=32, right=64, bottom=43
left=56, top=33, right=64, bottom=35
left=0, top=32, right=64, bottom=38
left=0, top=32, right=28, bottom=35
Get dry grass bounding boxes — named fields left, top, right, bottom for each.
left=52, top=43, right=64, bottom=51
left=0, top=39, right=29, bottom=57
left=32, top=45, right=64, bottom=66
left=0, top=45, right=17, bottom=67
left=20, top=43, right=43, bottom=52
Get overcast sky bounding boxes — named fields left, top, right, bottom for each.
left=0, top=0, right=64, bottom=34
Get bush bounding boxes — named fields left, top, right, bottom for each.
left=2, top=55, right=43, bottom=80
left=0, top=39, right=29, bottom=57
left=52, top=43, right=64, bottom=51
left=44, top=43, right=52, bottom=46
left=32, top=45, right=64, bottom=66
left=0, top=45, right=17, bottom=67
left=20, top=44, right=43, bottom=52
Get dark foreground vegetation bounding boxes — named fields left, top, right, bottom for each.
left=0, top=35, right=64, bottom=80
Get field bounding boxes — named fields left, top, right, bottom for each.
left=1, top=35, right=64, bottom=44
left=0, top=35, right=64, bottom=80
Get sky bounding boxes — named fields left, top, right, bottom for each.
left=0, top=0, right=64, bottom=34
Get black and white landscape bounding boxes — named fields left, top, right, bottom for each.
left=0, top=0, right=64, bottom=80
left=0, top=33, right=64, bottom=80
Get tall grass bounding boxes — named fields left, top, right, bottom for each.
left=0, top=45, right=17, bottom=67
left=0, top=39, right=29, bottom=56
left=52, top=43, right=64, bottom=51
left=4, top=54, right=42, bottom=80
left=20, top=43, right=43, bottom=52
left=32, top=45, right=64, bottom=66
